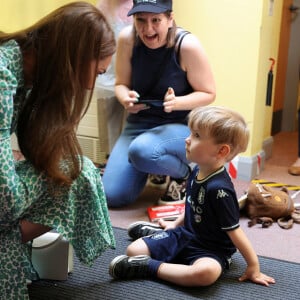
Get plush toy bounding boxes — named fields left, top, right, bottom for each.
left=242, top=183, right=296, bottom=229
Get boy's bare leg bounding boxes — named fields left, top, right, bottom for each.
left=126, top=239, right=222, bottom=286
left=157, top=258, right=222, bottom=286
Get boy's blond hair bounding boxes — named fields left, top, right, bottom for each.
left=188, top=106, right=249, bottom=161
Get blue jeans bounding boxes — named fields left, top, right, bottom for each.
left=102, top=121, right=191, bottom=207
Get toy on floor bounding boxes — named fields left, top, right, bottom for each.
left=240, top=183, right=299, bottom=229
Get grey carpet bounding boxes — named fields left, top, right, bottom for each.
left=29, top=227, right=299, bottom=300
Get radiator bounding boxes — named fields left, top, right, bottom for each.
left=76, top=89, right=109, bottom=165
left=77, top=135, right=107, bottom=164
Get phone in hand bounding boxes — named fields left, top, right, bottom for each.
left=136, top=99, right=164, bottom=108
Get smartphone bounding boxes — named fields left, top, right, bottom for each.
left=137, top=99, right=164, bottom=108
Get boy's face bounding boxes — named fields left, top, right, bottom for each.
left=185, top=128, right=222, bottom=167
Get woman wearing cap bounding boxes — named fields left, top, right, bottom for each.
left=102, top=0, right=216, bottom=207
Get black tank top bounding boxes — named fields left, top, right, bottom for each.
left=128, top=30, right=193, bottom=125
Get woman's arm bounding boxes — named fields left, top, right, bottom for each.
left=114, top=26, right=133, bottom=97
left=227, top=227, right=275, bottom=286
left=164, top=33, right=216, bottom=113
left=114, top=26, right=148, bottom=114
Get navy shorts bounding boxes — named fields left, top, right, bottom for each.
left=143, top=227, right=232, bottom=271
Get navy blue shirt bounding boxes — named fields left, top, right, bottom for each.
left=184, top=166, right=240, bottom=257
left=128, top=32, right=193, bottom=125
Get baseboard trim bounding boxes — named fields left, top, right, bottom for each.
left=225, top=136, right=274, bottom=181
left=226, top=150, right=265, bottom=181
left=262, top=136, right=274, bottom=160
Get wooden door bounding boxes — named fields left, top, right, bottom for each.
left=282, top=0, right=300, bottom=131
left=272, top=0, right=293, bottom=134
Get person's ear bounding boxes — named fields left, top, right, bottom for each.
left=218, top=144, right=230, bottom=158
left=168, top=12, right=174, bottom=27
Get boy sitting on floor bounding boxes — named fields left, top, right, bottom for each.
left=109, top=106, right=275, bottom=287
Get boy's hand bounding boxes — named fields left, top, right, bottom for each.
left=158, top=219, right=177, bottom=230
left=239, top=267, right=275, bottom=286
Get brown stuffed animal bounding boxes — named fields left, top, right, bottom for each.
left=243, top=183, right=295, bottom=229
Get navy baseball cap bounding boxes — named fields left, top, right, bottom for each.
left=127, top=0, right=173, bottom=16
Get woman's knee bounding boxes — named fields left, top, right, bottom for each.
left=128, top=135, right=165, bottom=170
left=128, top=139, right=154, bottom=164
left=104, top=185, right=135, bottom=208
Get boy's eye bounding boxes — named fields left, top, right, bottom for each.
left=193, top=132, right=200, bottom=138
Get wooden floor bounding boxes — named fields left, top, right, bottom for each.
left=257, top=131, right=299, bottom=187
left=109, top=131, right=300, bottom=263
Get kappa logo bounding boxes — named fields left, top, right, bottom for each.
left=197, top=186, right=205, bottom=204
left=151, top=231, right=169, bottom=240
left=216, top=189, right=229, bottom=199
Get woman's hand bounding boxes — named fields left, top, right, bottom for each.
left=123, top=90, right=149, bottom=114
left=163, top=87, right=176, bottom=113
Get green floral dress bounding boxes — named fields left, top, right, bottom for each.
left=0, top=40, right=115, bottom=299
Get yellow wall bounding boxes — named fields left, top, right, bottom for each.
left=0, top=0, right=96, bottom=32
left=256, top=0, right=283, bottom=142
left=173, top=0, right=283, bottom=157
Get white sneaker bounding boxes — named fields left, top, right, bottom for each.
left=158, top=178, right=186, bottom=205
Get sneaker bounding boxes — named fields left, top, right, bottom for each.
left=158, top=177, right=186, bottom=205
left=127, top=221, right=163, bottom=240
left=147, top=174, right=168, bottom=189
left=109, top=255, right=151, bottom=279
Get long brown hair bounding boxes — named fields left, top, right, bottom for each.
left=0, top=2, right=116, bottom=186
